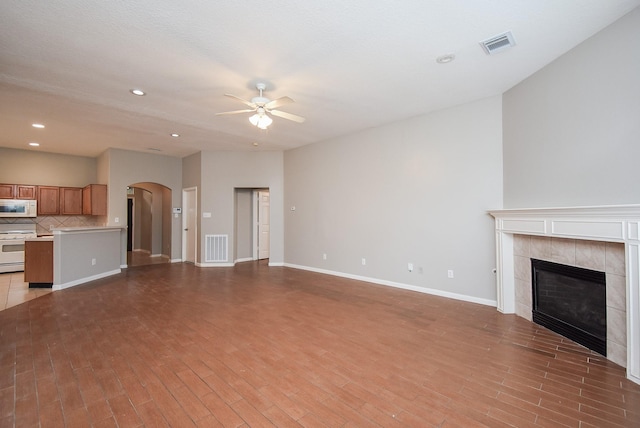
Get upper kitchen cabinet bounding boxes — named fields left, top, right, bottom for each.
left=16, top=185, right=37, bottom=200
left=37, top=186, right=60, bottom=215
left=0, top=184, right=15, bottom=199
left=60, top=187, right=83, bottom=215
left=83, top=184, right=107, bottom=216
left=0, top=184, right=37, bottom=199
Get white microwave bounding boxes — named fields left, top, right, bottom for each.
left=0, top=199, right=37, bottom=217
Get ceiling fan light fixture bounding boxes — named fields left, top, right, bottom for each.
left=249, top=112, right=272, bottom=129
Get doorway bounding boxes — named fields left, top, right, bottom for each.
left=234, top=188, right=270, bottom=263
left=127, top=183, right=172, bottom=267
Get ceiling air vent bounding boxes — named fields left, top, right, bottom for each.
left=480, top=31, right=516, bottom=55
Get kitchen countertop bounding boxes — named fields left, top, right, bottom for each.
left=26, top=236, right=54, bottom=241
left=51, top=226, right=125, bottom=232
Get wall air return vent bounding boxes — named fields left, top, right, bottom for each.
left=205, top=234, right=228, bottom=262
left=480, top=31, right=516, bottom=55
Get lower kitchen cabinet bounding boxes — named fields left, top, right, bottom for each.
left=24, top=239, right=53, bottom=286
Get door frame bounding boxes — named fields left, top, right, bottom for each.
left=252, top=189, right=270, bottom=260
left=182, top=187, right=197, bottom=263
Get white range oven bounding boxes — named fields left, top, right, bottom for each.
left=0, top=223, right=37, bottom=273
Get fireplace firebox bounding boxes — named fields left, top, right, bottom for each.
left=531, top=259, right=607, bottom=356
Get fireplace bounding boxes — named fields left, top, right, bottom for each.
left=531, top=259, right=606, bottom=356
left=489, top=204, right=640, bottom=386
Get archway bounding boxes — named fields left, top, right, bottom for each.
left=127, top=182, right=172, bottom=267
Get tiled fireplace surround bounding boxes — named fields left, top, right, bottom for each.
left=512, top=235, right=626, bottom=365
left=490, top=205, right=640, bottom=386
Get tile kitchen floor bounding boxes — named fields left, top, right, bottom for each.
left=0, top=271, right=51, bottom=311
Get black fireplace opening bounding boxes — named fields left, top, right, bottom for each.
left=531, top=259, right=607, bottom=356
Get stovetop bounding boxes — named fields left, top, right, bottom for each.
left=0, top=223, right=37, bottom=240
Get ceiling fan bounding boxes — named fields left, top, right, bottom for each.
left=216, top=83, right=305, bottom=129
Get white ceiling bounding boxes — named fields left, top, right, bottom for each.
left=1, top=0, right=638, bottom=158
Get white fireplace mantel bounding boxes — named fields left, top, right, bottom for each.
left=489, top=204, right=640, bottom=385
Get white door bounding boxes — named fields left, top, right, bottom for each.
left=257, top=190, right=270, bottom=260
left=182, top=187, right=197, bottom=263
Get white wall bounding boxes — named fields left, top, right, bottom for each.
left=0, top=147, right=97, bottom=187
left=284, top=96, right=503, bottom=302
left=503, top=7, right=640, bottom=208
left=104, top=148, right=182, bottom=262
left=182, top=152, right=202, bottom=261
left=198, top=151, right=284, bottom=265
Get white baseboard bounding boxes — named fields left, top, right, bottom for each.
left=268, top=262, right=284, bottom=267
left=170, top=258, right=182, bottom=263
left=234, top=258, right=254, bottom=264
left=53, top=269, right=121, bottom=291
left=196, top=262, right=235, bottom=267
left=283, top=263, right=497, bottom=307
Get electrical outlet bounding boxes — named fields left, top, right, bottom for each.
left=323, top=253, right=327, bottom=260
left=408, top=263, right=413, bottom=272
left=91, top=258, right=96, bottom=266
left=361, top=258, right=366, bottom=266
left=448, top=269, right=454, bottom=278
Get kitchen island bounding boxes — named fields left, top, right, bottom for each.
left=50, top=226, right=124, bottom=290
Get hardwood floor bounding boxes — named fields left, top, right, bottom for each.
left=127, top=251, right=170, bottom=268
left=1, top=261, right=639, bottom=427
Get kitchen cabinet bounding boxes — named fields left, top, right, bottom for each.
left=0, top=184, right=16, bottom=199
left=16, top=185, right=37, bottom=200
left=24, top=239, right=53, bottom=286
left=37, top=186, right=60, bottom=215
left=83, top=184, right=107, bottom=216
left=0, top=184, right=36, bottom=199
left=60, top=187, right=83, bottom=215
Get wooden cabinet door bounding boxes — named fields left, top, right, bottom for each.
left=16, top=185, right=37, bottom=200
left=0, top=184, right=16, bottom=199
left=83, top=184, right=107, bottom=215
left=24, top=240, right=54, bottom=284
left=60, top=187, right=83, bottom=215
left=38, top=186, right=60, bottom=215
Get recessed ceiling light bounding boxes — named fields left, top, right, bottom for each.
left=170, top=133, right=180, bottom=138
left=32, top=123, right=45, bottom=128
left=147, top=147, right=162, bottom=152
left=436, top=54, right=456, bottom=64
left=29, top=142, right=40, bottom=147
left=130, top=89, right=146, bottom=96
left=253, top=142, right=259, bottom=147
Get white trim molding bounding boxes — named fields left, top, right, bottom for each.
left=489, top=204, right=640, bottom=385
left=284, top=263, right=497, bottom=307
left=52, top=269, right=121, bottom=291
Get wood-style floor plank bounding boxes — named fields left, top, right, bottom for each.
left=1, top=261, right=639, bottom=427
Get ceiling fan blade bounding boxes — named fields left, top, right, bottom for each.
left=270, top=109, right=306, bottom=123
left=224, top=94, right=257, bottom=108
left=265, top=96, right=294, bottom=110
left=215, top=109, right=255, bottom=116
